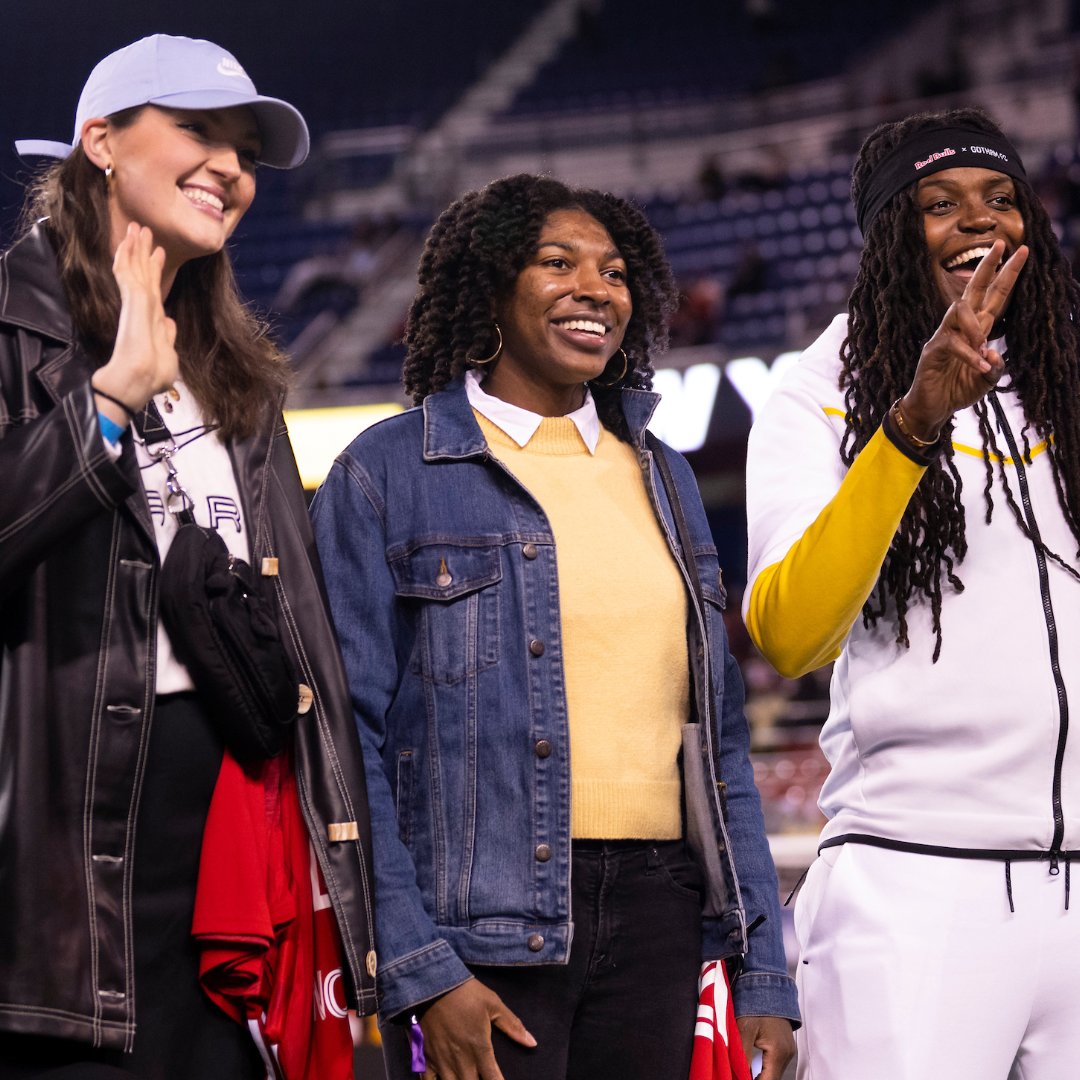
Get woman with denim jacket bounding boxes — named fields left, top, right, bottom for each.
left=312, top=174, right=798, bottom=1080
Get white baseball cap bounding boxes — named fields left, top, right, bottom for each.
left=16, top=34, right=309, bottom=169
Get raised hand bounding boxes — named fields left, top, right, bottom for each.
left=899, top=239, right=1029, bottom=442
left=91, top=222, right=179, bottom=424
left=419, top=977, right=536, bottom=1080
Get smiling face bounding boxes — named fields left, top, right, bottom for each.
left=85, top=105, right=260, bottom=290
left=484, top=208, right=632, bottom=416
left=917, top=166, right=1026, bottom=317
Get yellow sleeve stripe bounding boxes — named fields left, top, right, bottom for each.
left=746, top=427, right=926, bottom=679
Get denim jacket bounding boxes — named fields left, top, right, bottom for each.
left=311, top=380, right=798, bottom=1024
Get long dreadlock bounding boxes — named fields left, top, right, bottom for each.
left=401, top=174, right=678, bottom=441
left=841, top=107, right=1080, bottom=659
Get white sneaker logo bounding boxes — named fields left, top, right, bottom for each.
left=216, top=57, right=248, bottom=79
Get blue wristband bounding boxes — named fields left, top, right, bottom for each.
left=97, top=411, right=125, bottom=445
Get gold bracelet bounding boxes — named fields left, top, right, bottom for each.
left=890, top=398, right=938, bottom=448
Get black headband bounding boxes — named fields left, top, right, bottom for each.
left=855, top=126, right=1027, bottom=235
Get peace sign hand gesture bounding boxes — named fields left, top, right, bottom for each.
left=898, top=239, right=1029, bottom=443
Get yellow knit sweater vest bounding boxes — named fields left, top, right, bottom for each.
left=477, top=411, right=689, bottom=838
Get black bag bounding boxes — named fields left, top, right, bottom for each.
left=158, top=522, right=300, bottom=762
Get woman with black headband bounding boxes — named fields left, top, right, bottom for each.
left=744, top=106, right=1080, bottom=1077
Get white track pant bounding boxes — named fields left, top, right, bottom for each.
left=794, top=843, right=1080, bottom=1080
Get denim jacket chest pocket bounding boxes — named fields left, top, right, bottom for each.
left=389, top=540, right=503, bottom=685
left=696, top=552, right=727, bottom=618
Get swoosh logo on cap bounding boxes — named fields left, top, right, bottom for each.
left=217, top=58, right=248, bottom=79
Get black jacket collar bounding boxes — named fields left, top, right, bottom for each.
left=0, top=223, right=74, bottom=344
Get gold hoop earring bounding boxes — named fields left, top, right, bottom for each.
left=468, top=323, right=503, bottom=366
left=593, top=348, right=628, bottom=388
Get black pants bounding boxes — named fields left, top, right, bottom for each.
left=384, top=839, right=703, bottom=1080
left=0, top=694, right=263, bottom=1080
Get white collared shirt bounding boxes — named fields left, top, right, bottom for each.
left=464, top=369, right=601, bottom=454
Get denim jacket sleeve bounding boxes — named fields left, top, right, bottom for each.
left=717, top=642, right=800, bottom=1024
left=311, top=451, right=473, bottom=1020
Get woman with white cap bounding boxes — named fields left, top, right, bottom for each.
left=0, top=35, right=376, bottom=1078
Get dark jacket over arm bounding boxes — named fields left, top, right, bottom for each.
left=0, top=225, right=377, bottom=1050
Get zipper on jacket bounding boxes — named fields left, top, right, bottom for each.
left=988, top=391, right=1070, bottom=864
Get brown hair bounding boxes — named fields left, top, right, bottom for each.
left=20, top=108, right=288, bottom=440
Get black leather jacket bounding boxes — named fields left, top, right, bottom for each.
left=0, top=226, right=377, bottom=1049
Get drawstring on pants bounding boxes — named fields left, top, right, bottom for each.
left=1002, top=855, right=1073, bottom=912
left=784, top=865, right=810, bottom=907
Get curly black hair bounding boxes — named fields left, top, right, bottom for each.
left=842, top=107, right=1080, bottom=659
left=402, top=174, right=679, bottom=439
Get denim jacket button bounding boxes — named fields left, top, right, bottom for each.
left=528, top=639, right=545, bottom=657
left=435, top=572, right=452, bottom=588
left=535, top=843, right=552, bottom=862
left=521, top=543, right=538, bottom=560
left=534, top=739, right=552, bottom=759
left=527, top=933, right=545, bottom=952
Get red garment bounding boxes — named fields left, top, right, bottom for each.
left=689, top=961, right=752, bottom=1080
left=192, top=752, right=354, bottom=1080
